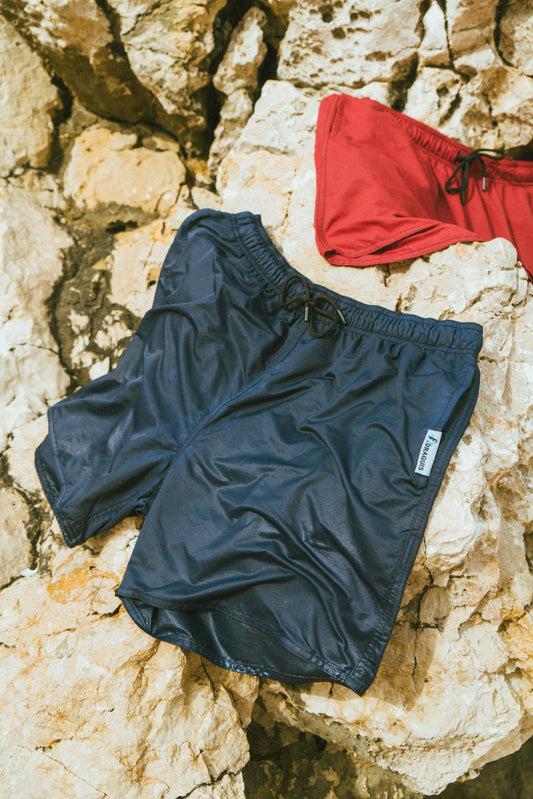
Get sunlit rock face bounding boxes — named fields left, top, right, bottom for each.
left=1, top=1, right=532, bottom=797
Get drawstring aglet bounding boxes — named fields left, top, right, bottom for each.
left=444, top=147, right=504, bottom=205
left=279, top=273, right=347, bottom=338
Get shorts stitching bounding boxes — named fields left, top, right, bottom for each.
left=119, top=589, right=351, bottom=683
left=372, top=98, right=533, bottom=184
left=61, top=495, right=142, bottom=535
left=210, top=604, right=350, bottom=679
left=319, top=226, right=482, bottom=261
left=347, top=531, right=414, bottom=686
left=347, top=362, right=480, bottom=689
left=234, top=216, right=482, bottom=355
left=411, top=365, right=480, bottom=534
left=120, top=594, right=322, bottom=683
left=230, top=214, right=286, bottom=295
left=433, top=362, right=476, bottom=432
left=47, top=407, right=66, bottom=488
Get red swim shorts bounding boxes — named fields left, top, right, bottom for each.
left=315, top=94, right=533, bottom=282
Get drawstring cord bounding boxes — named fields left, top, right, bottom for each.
left=444, top=147, right=504, bottom=206
left=280, top=274, right=347, bottom=338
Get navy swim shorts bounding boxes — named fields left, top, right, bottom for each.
left=35, top=209, right=483, bottom=695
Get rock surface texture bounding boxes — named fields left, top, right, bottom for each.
left=0, top=1, right=532, bottom=798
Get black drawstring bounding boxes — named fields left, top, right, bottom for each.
left=444, top=147, right=504, bottom=206
left=280, top=274, right=347, bottom=338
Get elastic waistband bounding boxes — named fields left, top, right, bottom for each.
left=336, top=94, right=533, bottom=184
left=234, top=212, right=483, bottom=356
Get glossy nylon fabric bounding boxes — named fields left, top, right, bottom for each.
left=35, top=209, right=483, bottom=695
left=315, top=93, right=533, bottom=281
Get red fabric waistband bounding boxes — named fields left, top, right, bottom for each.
left=314, top=93, right=533, bottom=281
left=350, top=96, right=533, bottom=184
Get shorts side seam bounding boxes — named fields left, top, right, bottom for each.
left=346, top=530, right=415, bottom=691
left=34, top=444, right=75, bottom=546
left=314, top=93, right=338, bottom=261
left=347, top=361, right=481, bottom=692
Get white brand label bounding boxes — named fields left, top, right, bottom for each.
left=415, top=429, right=442, bottom=477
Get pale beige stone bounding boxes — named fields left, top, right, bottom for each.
left=209, top=90, right=255, bottom=179
left=63, top=125, right=186, bottom=215
left=107, top=219, right=171, bottom=317
left=0, top=488, right=32, bottom=588
left=208, top=9, right=267, bottom=177
left=108, top=0, right=227, bottom=150
left=0, top=523, right=257, bottom=798
left=10, top=171, right=64, bottom=212
left=1, top=0, right=151, bottom=124
left=488, top=69, right=533, bottom=149
left=419, top=1, right=450, bottom=67
left=406, top=12, right=533, bottom=152
left=0, top=18, right=60, bottom=176
left=446, top=0, right=499, bottom=59
left=191, top=186, right=222, bottom=212
left=213, top=7, right=267, bottom=96
left=0, top=183, right=71, bottom=450
left=278, top=0, right=421, bottom=97
left=5, top=414, right=48, bottom=496
left=230, top=80, right=321, bottom=157
left=499, top=0, right=533, bottom=76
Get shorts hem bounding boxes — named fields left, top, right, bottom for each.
left=316, top=232, right=489, bottom=267
left=34, top=441, right=77, bottom=548
left=117, top=589, right=367, bottom=695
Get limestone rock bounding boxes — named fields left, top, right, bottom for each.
left=1, top=0, right=154, bottom=125
left=5, top=414, right=49, bottom=496
left=488, top=68, right=533, bottom=151
left=419, top=1, right=450, bottom=68
left=499, top=0, right=533, bottom=76
left=0, top=183, right=71, bottom=451
left=208, top=8, right=268, bottom=176
left=107, top=0, right=228, bottom=153
left=0, top=17, right=60, bottom=176
left=244, top=706, right=424, bottom=799
left=277, top=0, right=421, bottom=99
left=218, top=79, right=533, bottom=796
left=405, top=1, right=533, bottom=152
left=446, top=0, right=499, bottom=61
left=440, top=736, right=533, bottom=799
left=0, top=520, right=257, bottom=798
left=107, top=219, right=175, bottom=318
left=62, top=125, right=187, bottom=216
left=404, top=68, right=477, bottom=143
left=406, top=63, right=533, bottom=152
left=0, top=488, right=32, bottom=588
left=1, top=0, right=231, bottom=154
left=188, top=773, right=246, bottom=798
left=213, top=7, right=267, bottom=97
